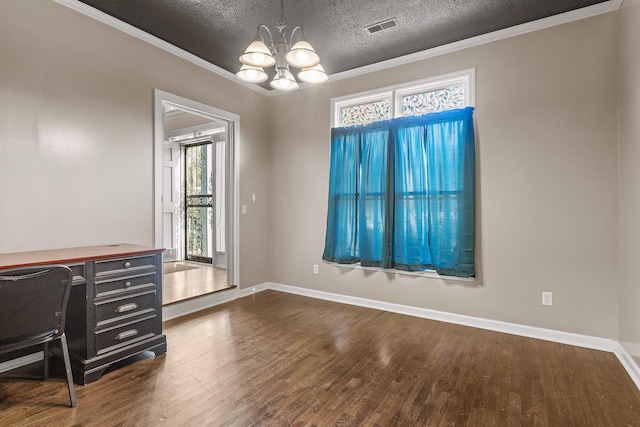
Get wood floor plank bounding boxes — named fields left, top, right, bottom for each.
left=1, top=290, right=640, bottom=426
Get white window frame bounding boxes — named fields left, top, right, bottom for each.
left=332, top=91, right=393, bottom=128
left=328, top=68, right=476, bottom=282
left=331, top=68, right=475, bottom=128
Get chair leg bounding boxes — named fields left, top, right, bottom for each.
left=59, top=333, right=76, bottom=408
left=43, top=342, right=49, bottom=381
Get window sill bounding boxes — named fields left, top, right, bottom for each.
left=327, top=262, right=475, bottom=283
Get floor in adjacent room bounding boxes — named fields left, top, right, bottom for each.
left=1, top=290, right=640, bottom=426
left=162, top=261, right=233, bottom=305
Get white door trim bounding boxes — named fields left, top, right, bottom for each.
left=153, top=89, right=240, bottom=288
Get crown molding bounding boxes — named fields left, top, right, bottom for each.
left=52, top=0, right=271, bottom=96
left=330, top=0, right=623, bottom=82
left=54, top=0, right=622, bottom=97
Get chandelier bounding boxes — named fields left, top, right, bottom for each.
left=235, top=0, right=328, bottom=91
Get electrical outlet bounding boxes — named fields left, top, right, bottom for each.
left=542, top=291, right=553, bottom=306
left=313, top=264, right=319, bottom=274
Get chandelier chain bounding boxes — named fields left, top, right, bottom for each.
left=275, top=0, right=287, bottom=34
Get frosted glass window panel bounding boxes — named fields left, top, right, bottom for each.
left=401, top=86, right=465, bottom=116
left=332, top=69, right=474, bottom=125
left=340, top=99, right=391, bottom=126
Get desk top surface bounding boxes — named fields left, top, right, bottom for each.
left=0, top=244, right=164, bottom=269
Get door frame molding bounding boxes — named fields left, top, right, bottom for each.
left=153, top=89, right=240, bottom=287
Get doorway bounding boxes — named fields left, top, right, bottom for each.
left=153, top=90, right=239, bottom=309
left=184, top=141, right=216, bottom=264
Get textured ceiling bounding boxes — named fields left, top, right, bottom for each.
left=78, top=0, right=608, bottom=90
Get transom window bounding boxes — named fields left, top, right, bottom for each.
left=332, top=68, right=475, bottom=127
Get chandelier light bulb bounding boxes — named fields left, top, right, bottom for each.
left=285, top=38, right=320, bottom=68
left=239, top=37, right=275, bottom=67
left=236, top=64, right=268, bottom=83
left=249, top=52, right=270, bottom=66
left=270, top=68, right=299, bottom=91
left=298, top=63, right=328, bottom=84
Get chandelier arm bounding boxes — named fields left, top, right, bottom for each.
left=238, top=0, right=325, bottom=90
left=257, top=24, right=276, bottom=52
left=288, top=26, right=304, bottom=46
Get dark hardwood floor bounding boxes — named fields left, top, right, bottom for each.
left=1, top=290, right=640, bottom=426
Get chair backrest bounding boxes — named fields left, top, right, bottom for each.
left=0, top=265, right=73, bottom=347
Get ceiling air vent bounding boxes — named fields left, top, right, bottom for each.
left=366, top=18, right=398, bottom=34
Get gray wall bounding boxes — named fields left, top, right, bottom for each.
left=618, top=0, right=640, bottom=363
left=1, top=0, right=638, bottom=359
left=0, top=0, right=271, bottom=287
left=269, top=12, right=620, bottom=339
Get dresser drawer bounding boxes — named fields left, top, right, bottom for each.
left=95, top=272, right=157, bottom=297
left=95, top=316, right=157, bottom=355
left=95, top=290, right=157, bottom=327
left=95, top=255, right=156, bottom=277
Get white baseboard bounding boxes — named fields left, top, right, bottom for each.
left=616, top=342, right=640, bottom=390
left=162, top=284, right=269, bottom=321
left=237, top=283, right=270, bottom=299
left=619, top=341, right=640, bottom=360
left=265, top=282, right=617, bottom=352
left=162, top=287, right=242, bottom=321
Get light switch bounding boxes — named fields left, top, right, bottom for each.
left=242, top=204, right=247, bottom=214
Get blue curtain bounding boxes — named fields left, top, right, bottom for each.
left=323, top=107, right=475, bottom=278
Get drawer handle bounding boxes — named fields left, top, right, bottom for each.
left=124, top=281, right=132, bottom=288
left=124, top=262, right=132, bottom=269
left=116, top=329, right=138, bottom=341
left=115, top=303, right=139, bottom=313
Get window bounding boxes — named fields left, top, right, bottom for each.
left=324, top=69, right=476, bottom=278
left=332, top=68, right=474, bottom=127
left=336, top=92, right=392, bottom=126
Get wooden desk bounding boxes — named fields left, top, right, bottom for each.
left=0, top=244, right=167, bottom=384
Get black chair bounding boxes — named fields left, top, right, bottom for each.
left=0, top=265, right=76, bottom=407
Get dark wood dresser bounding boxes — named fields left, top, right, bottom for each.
left=0, top=244, right=167, bottom=384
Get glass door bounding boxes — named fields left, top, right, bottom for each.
left=184, top=142, right=214, bottom=264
